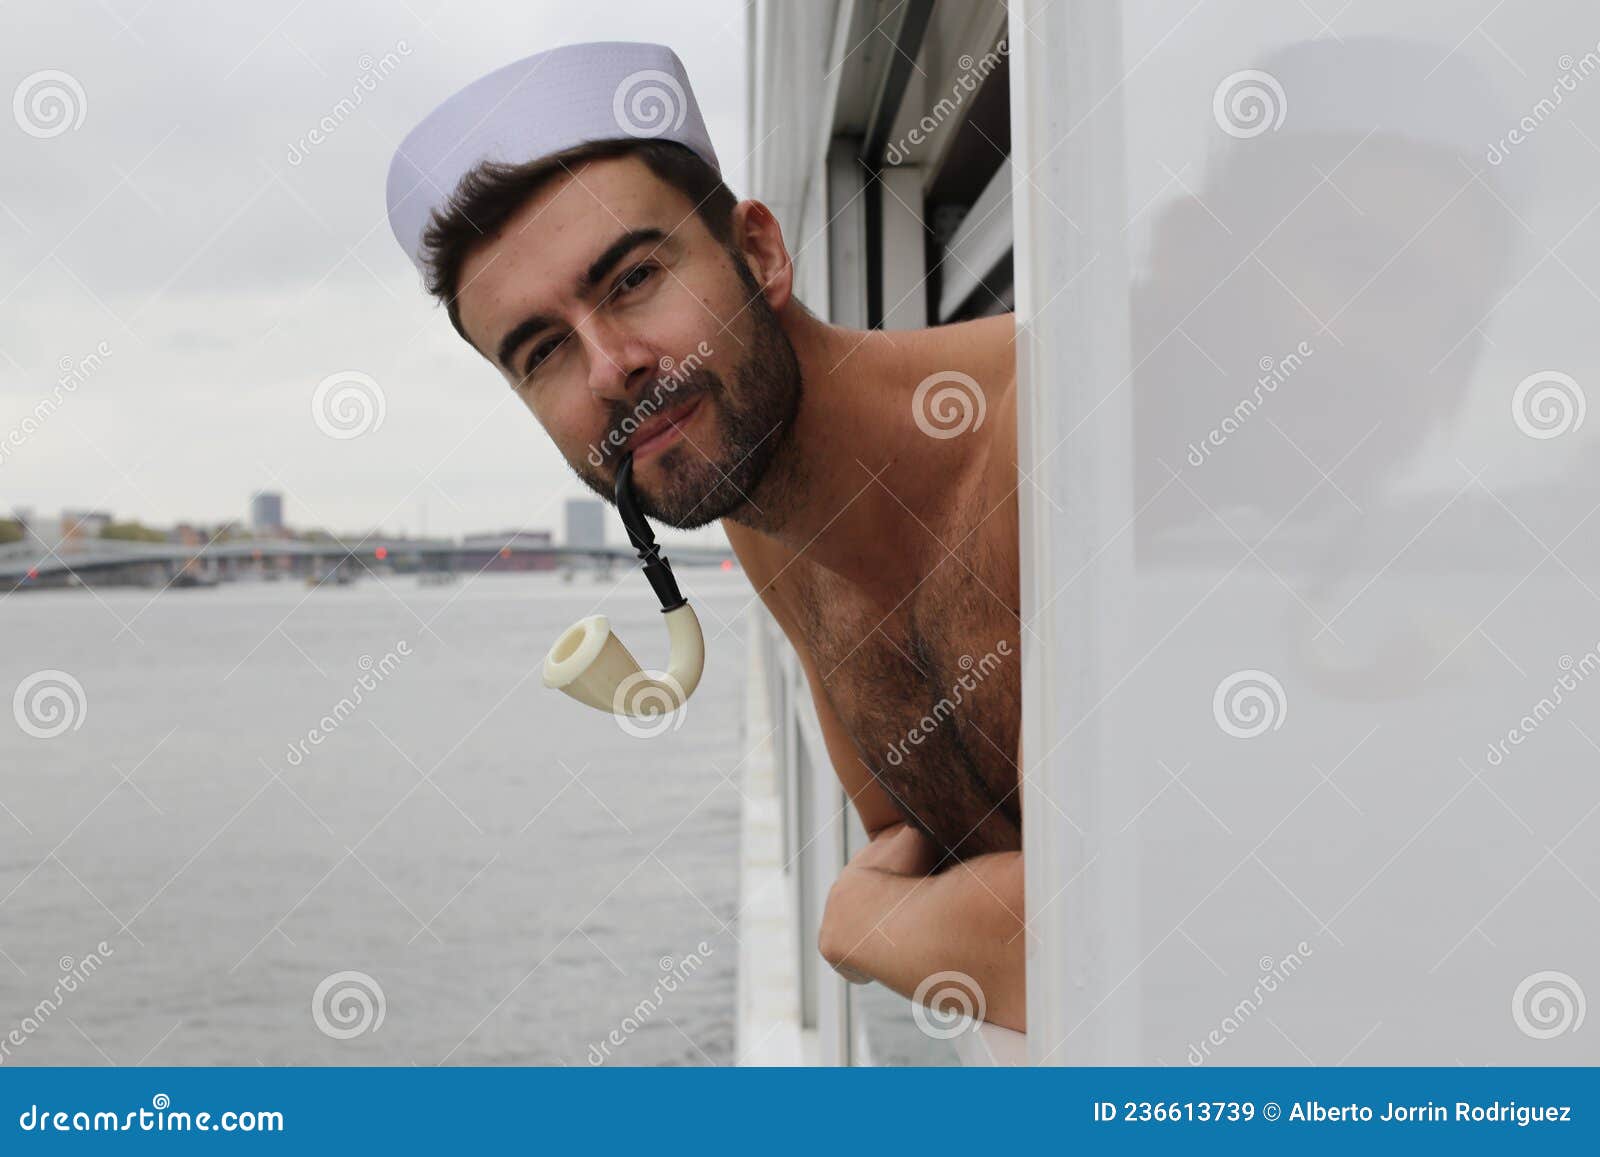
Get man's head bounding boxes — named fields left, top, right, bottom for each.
left=385, top=43, right=804, bottom=529
left=422, top=141, right=803, bottom=528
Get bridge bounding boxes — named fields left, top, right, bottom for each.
left=0, top=535, right=737, bottom=589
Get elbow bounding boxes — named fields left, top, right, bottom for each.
left=817, top=921, right=846, bottom=972
left=817, top=871, right=855, bottom=971
left=818, top=868, right=878, bottom=982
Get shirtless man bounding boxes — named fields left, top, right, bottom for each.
left=387, top=44, right=1025, bottom=1032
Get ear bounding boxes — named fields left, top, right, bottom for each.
left=730, top=198, right=794, bottom=312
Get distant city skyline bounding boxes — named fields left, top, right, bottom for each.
left=6, top=489, right=616, bottom=548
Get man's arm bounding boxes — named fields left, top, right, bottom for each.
left=814, top=682, right=1029, bottom=1030
left=820, top=827, right=1025, bottom=1032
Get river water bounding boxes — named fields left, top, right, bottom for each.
left=0, top=568, right=755, bottom=1066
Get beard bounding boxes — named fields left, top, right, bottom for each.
left=570, top=261, right=803, bottom=530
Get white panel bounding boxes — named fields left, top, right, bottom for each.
left=748, top=0, right=845, bottom=230
left=1009, top=0, right=1139, bottom=1064
left=1020, top=0, right=1600, bottom=1068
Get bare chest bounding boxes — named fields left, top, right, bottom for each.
left=787, top=507, right=1022, bottom=859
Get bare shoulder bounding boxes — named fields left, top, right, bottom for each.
left=932, top=313, right=1017, bottom=479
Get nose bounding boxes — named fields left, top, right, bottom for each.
left=580, top=315, right=656, bottom=405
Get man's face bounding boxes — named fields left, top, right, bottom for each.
left=454, top=154, right=800, bottom=528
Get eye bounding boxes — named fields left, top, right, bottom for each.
left=613, top=263, right=656, bottom=296
left=522, top=335, right=565, bottom=379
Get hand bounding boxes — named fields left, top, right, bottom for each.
left=846, top=820, right=940, bottom=878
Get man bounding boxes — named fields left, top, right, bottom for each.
left=387, top=42, right=1027, bottom=1031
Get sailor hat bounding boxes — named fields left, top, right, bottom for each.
left=386, top=41, right=719, bottom=274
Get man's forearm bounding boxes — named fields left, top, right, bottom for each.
left=819, top=850, right=1026, bottom=1032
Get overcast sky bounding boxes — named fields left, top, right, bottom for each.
left=0, top=0, right=749, bottom=544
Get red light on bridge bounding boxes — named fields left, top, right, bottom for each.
left=499, top=546, right=511, bottom=558
left=720, top=559, right=733, bottom=571
left=375, top=546, right=388, bottom=560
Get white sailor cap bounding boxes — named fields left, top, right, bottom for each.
left=386, top=41, right=720, bottom=275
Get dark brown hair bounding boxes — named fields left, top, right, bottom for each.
left=419, top=138, right=739, bottom=343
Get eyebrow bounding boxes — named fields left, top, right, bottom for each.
left=495, top=227, right=669, bottom=373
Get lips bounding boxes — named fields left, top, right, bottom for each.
left=625, top=394, right=704, bottom=461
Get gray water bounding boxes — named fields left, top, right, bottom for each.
left=0, top=569, right=755, bottom=1066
